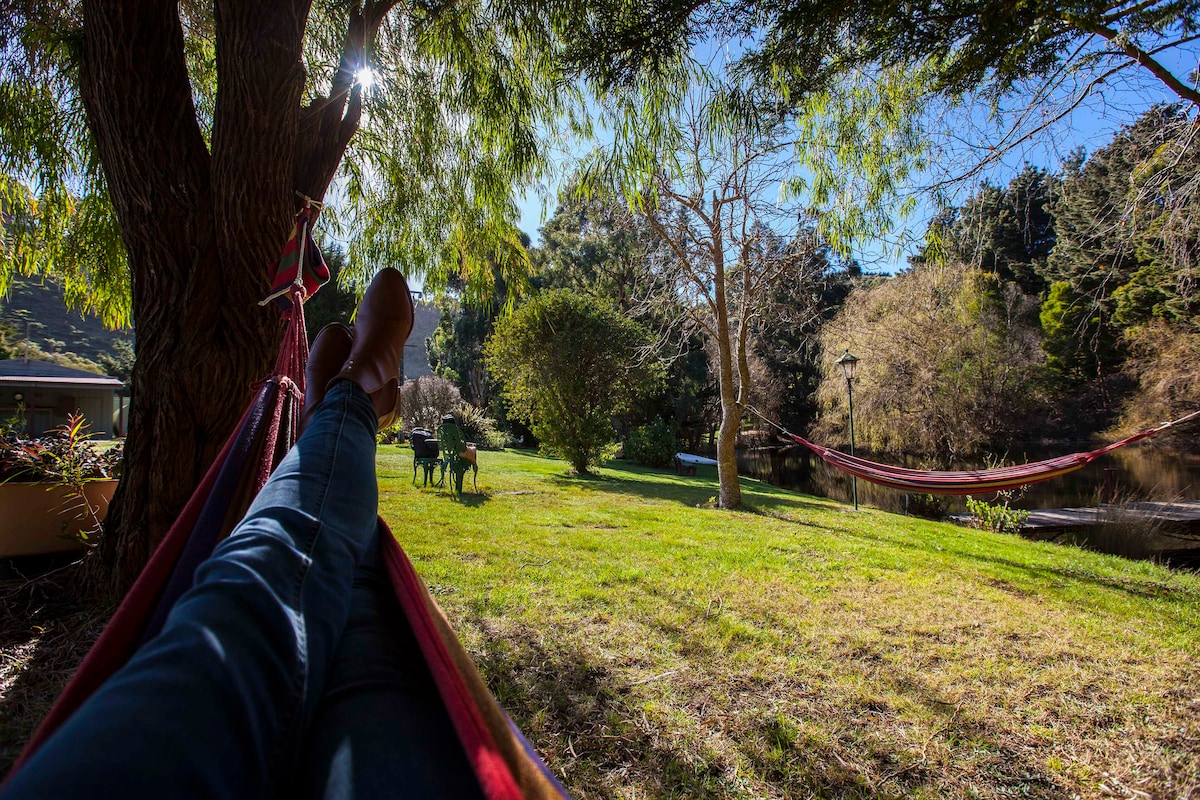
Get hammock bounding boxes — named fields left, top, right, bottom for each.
left=10, top=214, right=569, bottom=799
left=763, top=410, right=1200, bottom=496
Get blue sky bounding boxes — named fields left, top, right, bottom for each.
left=515, top=42, right=1199, bottom=275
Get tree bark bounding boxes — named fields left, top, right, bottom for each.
left=76, top=0, right=344, bottom=596
left=712, top=252, right=743, bottom=509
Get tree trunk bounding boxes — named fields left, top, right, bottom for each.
left=715, top=391, right=742, bottom=508
left=76, top=0, right=324, bottom=596
left=713, top=298, right=742, bottom=508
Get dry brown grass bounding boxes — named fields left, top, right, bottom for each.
left=0, top=559, right=107, bottom=776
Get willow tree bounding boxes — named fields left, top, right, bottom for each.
left=0, top=1, right=578, bottom=594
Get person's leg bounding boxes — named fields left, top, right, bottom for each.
left=5, top=269, right=415, bottom=800
left=282, top=542, right=485, bottom=800
left=3, top=379, right=380, bottom=800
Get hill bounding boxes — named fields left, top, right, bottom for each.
left=0, top=278, right=131, bottom=364
left=0, top=278, right=439, bottom=378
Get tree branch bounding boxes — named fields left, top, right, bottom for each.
left=294, top=0, right=399, bottom=200
left=643, top=210, right=717, bottom=315
left=1063, top=13, right=1200, bottom=107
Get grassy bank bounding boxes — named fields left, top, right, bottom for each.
left=378, top=446, right=1200, bottom=799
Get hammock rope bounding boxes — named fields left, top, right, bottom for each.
left=746, top=406, right=1200, bottom=495
left=11, top=216, right=569, bottom=799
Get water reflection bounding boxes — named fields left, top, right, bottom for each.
left=737, top=444, right=1200, bottom=515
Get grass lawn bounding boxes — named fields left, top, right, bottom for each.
left=378, top=446, right=1200, bottom=799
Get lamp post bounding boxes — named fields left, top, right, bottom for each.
left=835, top=349, right=860, bottom=510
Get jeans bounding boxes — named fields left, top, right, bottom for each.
left=4, top=381, right=482, bottom=799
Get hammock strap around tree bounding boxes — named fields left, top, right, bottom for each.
left=11, top=222, right=569, bottom=799
left=747, top=406, right=1200, bottom=496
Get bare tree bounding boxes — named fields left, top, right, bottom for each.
left=599, top=86, right=830, bottom=508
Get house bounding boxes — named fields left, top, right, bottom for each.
left=403, top=299, right=439, bottom=380
left=0, top=359, right=125, bottom=437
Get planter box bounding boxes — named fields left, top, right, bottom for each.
left=0, top=480, right=118, bottom=558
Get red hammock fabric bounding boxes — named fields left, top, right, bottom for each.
left=788, top=410, right=1200, bottom=495
left=12, top=267, right=567, bottom=798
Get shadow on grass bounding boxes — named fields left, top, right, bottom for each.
left=501, top=448, right=557, bottom=461
left=599, top=582, right=1064, bottom=797
left=381, top=465, right=492, bottom=506
left=472, top=618, right=740, bottom=797
left=449, top=490, right=490, bottom=507
left=837, top=521, right=1200, bottom=605
left=473, top=616, right=1067, bottom=799
left=545, top=461, right=832, bottom=518
left=0, top=559, right=106, bottom=779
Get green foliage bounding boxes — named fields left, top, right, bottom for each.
left=785, top=66, right=932, bottom=254
left=0, top=0, right=594, bottom=322
left=752, top=243, right=861, bottom=432
left=485, top=290, right=660, bottom=473
left=582, top=70, right=912, bottom=507
left=0, top=4, right=130, bottom=328
left=427, top=294, right=504, bottom=409
left=820, top=0, right=1200, bottom=106
left=531, top=191, right=716, bottom=445
left=1038, top=279, right=1122, bottom=391
left=0, top=412, right=123, bottom=545
left=450, top=402, right=505, bottom=451
left=329, top=3, right=588, bottom=304
left=623, top=418, right=679, bottom=467
left=905, top=493, right=948, bottom=520
left=584, top=62, right=928, bottom=263
left=750, top=0, right=1198, bottom=113
left=918, top=166, right=1057, bottom=298
left=0, top=330, right=107, bottom=375
left=915, top=106, right=1199, bottom=443
left=376, top=422, right=404, bottom=446
left=0, top=412, right=122, bottom=484
left=1039, top=108, right=1194, bottom=390
left=302, top=245, right=358, bottom=345
left=965, top=496, right=1030, bottom=535
left=817, top=263, right=1053, bottom=460
left=534, top=188, right=663, bottom=312
left=97, top=339, right=135, bottom=393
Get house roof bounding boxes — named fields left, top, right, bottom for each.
left=0, top=359, right=123, bottom=390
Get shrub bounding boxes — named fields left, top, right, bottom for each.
left=485, top=291, right=660, bottom=473
left=624, top=418, right=679, bottom=467
left=451, top=402, right=505, bottom=450
left=0, top=413, right=123, bottom=484
left=905, top=493, right=947, bottom=520
left=965, top=496, right=1030, bottom=534
left=0, top=413, right=123, bottom=546
left=816, top=263, right=1053, bottom=459
left=399, top=375, right=462, bottom=432
left=376, top=422, right=403, bottom=445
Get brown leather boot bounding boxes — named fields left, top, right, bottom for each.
left=334, top=268, right=414, bottom=429
left=301, top=323, right=353, bottom=429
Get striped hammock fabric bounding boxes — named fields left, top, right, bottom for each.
left=265, top=208, right=331, bottom=311
left=13, top=290, right=568, bottom=797
left=787, top=410, right=1200, bottom=495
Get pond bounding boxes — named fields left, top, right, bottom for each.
left=736, top=443, right=1200, bottom=567
left=737, top=443, right=1200, bottom=514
